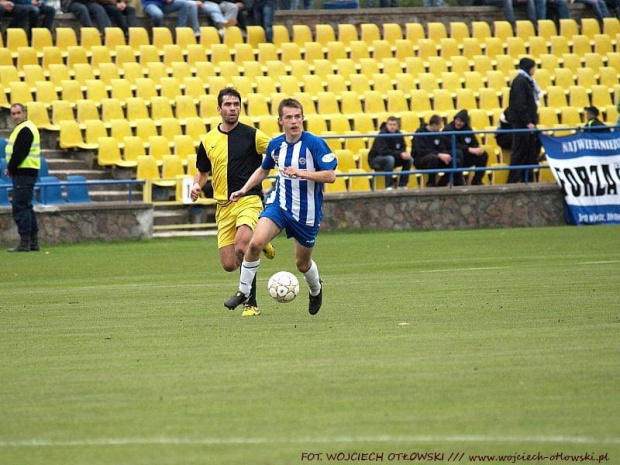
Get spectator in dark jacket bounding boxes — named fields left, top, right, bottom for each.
left=368, top=116, right=412, bottom=190
left=505, top=57, right=540, bottom=183
left=142, top=0, right=199, bottom=35
left=582, top=106, right=610, bottom=133
left=443, top=110, right=488, bottom=185
left=413, top=114, right=464, bottom=187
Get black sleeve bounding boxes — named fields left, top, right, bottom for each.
left=7, top=127, right=34, bottom=175
left=196, top=142, right=211, bottom=174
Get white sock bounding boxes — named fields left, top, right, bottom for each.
left=239, top=259, right=260, bottom=296
left=303, top=260, right=321, bottom=296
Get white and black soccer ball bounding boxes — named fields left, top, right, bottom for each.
left=267, top=271, right=300, bottom=303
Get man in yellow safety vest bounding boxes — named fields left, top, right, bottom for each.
left=5, top=103, right=41, bottom=252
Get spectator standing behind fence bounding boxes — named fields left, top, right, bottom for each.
left=96, top=0, right=136, bottom=35
left=582, top=106, right=610, bottom=133
left=64, top=0, right=112, bottom=32
left=505, top=57, right=540, bottom=184
left=5, top=104, right=40, bottom=253
left=0, top=0, right=37, bottom=31
left=142, top=0, right=199, bottom=35
left=413, top=115, right=464, bottom=187
left=368, top=116, right=412, bottom=190
left=443, top=110, right=489, bottom=186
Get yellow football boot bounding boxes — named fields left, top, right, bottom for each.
left=262, top=242, right=276, bottom=260
left=241, top=305, right=261, bottom=317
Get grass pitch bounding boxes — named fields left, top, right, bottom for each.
left=1, top=226, right=619, bottom=465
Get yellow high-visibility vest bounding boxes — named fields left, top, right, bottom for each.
left=6, top=120, right=41, bottom=170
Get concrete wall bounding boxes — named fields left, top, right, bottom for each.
left=321, top=184, right=566, bottom=232
left=0, top=202, right=153, bottom=245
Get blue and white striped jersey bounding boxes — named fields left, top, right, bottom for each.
left=262, top=131, right=338, bottom=227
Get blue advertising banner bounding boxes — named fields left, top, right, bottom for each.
left=539, top=132, right=620, bottom=225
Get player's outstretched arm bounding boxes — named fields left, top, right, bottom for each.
left=230, top=167, right=270, bottom=201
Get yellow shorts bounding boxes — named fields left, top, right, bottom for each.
left=215, top=195, right=263, bottom=249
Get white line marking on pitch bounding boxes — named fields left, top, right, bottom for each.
left=1, top=435, right=618, bottom=447
left=421, top=267, right=509, bottom=273
left=578, top=260, right=620, bottom=265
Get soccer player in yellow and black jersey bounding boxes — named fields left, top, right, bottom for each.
left=191, top=88, right=275, bottom=317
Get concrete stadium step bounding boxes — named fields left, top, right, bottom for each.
left=89, top=191, right=145, bottom=202
left=154, top=209, right=191, bottom=226
left=153, top=229, right=217, bottom=239
left=48, top=169, right=113, bottom=181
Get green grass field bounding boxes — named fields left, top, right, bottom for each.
left=1, top=226, right=619, bottom=465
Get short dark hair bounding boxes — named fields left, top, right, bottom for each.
left=428, top=115, right=442, bottom=126
left=217, top=87, right=242, bottom=108
left=387, top=116, right=400, bottom=124
left=278, top=98, right=304, bottom=117
left=10, top=103, right=26, bottom=113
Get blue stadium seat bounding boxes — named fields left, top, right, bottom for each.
left=0, top=138, right=6, bottom=161
left=37, top=157, right=49, bottom=180
left=39, top=176, right=65, bottom=205
left=0, top=183, right=10, bottom=206
left=0, top=158, right=8, bottom=182
left=66, top=175, right=93, bottom=203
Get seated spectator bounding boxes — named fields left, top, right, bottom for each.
left=0, top=1, right=33, bottom=31
left=65, top=0, right=112, bottom=32
left=443, top=110, right=488, bottom=186
left=281, top=0, right=312, bottom=9
left=141, top=0, right=199, bottom=35
left=582, top=106, right=610, bottom=133
left=96, top=0, right=136, bottom=35
left=252, top=0, right=275, bottom=42
left=575, top=0, right=612, bottom=20
left=234, top=0, right=248, bottom=30
left=196, top=0, right=237, bottom=31
left=14, top=0, right=55, bottom=34
left=412, top=115, right=464, bottom=187
left=367, top=116, right=413, bottom=190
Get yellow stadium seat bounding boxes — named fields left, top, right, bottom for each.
left=516, top=20, right=535, bottom=44
left=371, top=73, right=393, bottom=95
left=85, top=79, right=108, bottom=104
left=175, top=94, right=199, bottom=122
left=98, top=137, right=137, bottom=168
left=537, top=20, right=557, bottom=44
left=394, top=39, right=415, bottom=60
left=560, top=106, right=582, bottom=127
left=348, top=169, right=372, bottom=192
left=199, top=26, right=220, bottom=49
left=395, top=73, right=416, bottom=98
left=361, top=23, right=381, bottom=47
left=418, top=39, right=438, bottom=59
left=136, top=156, right=163, bottom=192
left=461, top=38, right=483, bottom=63
left=382, top=57, right=405, bottom=78
left=67, top=45, right=89, bottom=70
left=561, top=53, right=581, bottom=72
left=440, top=38, right=460, bottom=59
left=17, top=47, right=38, bottom=72
left=591, top=85, right=612, bottom=108
left=440, top=71, right=462, bottom=97
left=186, top=44, right=207, bottom=67
left=534, top=68, right=552, bottom=91
left=56, top=27, right=78, bottom=54
left=341, top=91, right=364, bottom=117
left=538, top=53, right=560, bottom=72
left=325, top=170, right=348, bottom=193
left=7, top=28, right=28, bottom=58
left=479, top=87, right=501, bottom=114
left=528, top=36, right=548, bottom=58
left=350, top=40, right=370, bottom=61
left=247, top=93, right=270, bottom=118
left=431, top=88, right=455, bottom=114
left=302, top=41, right=324, bottom=62
left=75, top=99, right=99, bottom=128
left=326, top=73, right=349, bottom=95
left=60, top=79, right=83, bottom=105
left=450, top=21, right=470, bottom=41
left=471, top=54, right=493, bottom=74
left=26, top=101, right=57, bottom=131
left=305, top=114, right=328, bottom=134
left=506, top=36, right=526, bottom=60
left=602, top=17, right=619, bottom=37
left=455, top=88, right=477, bottom=110
left=149, top=135, right=174, bottom=164
left=184, top=116, right=206, bottom=140
left=161, top=154, right=186, bottom=185
left=337, top=23, right=358, bottom=49
left=383, top=23, right=403, bottom=45
left=544, top=87, right=567, bottom=113
left=110, top=118, right=132, bottom=144
left=122, top=136, right=147, bottom=163
left=428, top=22, right=447, bottom=42
left=272, top=25, right=290, bottom=48
left=568, top=85, right=590, bottom=108
left=292, top=24, right=313, bottom=46
left=256, top=114, right=280, bottom=137
left=160, top=117, right=182, bottom=141
left=59, top=119, right=85, bottom=149
left=576, top=67, right=597, bottom=89
left=572, top=35, right=592, bottom=56
left=126, top=97, right=150, bottom=122
left=485, top=70, right=507, bottom=94
left=23, top=64, right=45, bottom=91
left=450, top=56, right=470, bottom=76
left=128, top=27, right=150, bottom=52
left=405, top=22, right=425, bottom=44
left=371, top=40, right=392, bottom=62
left=559, top=19, right=579, bottom=42
left=41, top=46, right=63, bottom=71
left=34, top=81, right=58, bottom=108
left=409, top=89, right=432, bottom=117
left=494, top=20, right=513, bottom=41
left=281, top=42, right=302, bottom=62
left=386, top=89, right=410, bottom=115
left=223, top=26, right=244, bottom=48
left=121, top=62, right=144, bottom=85
left=80, top=27, right=102, bottom=50
left=51, top=100, right=75, bottom=127
left=472, top=21, right=492, bottom=41
left=417, top=73, right=440, bottom=94
left=495, top=54, right=515, bottom=75
left=362, top=90, right=387, bottom=116
left=553, top=67, right=574, bottom=89
left=150, top=96, right=174, bottom=120
left=83, top=119, right=108, bottom=150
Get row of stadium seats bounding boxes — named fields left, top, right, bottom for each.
left=2, top=18, right=619, bottom=55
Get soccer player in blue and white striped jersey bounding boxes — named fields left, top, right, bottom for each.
left=224, top=98, right=338, bottom=315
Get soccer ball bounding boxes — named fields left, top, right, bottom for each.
left=267, top=271, right=300, bottom=303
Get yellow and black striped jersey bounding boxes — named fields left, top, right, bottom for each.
left=196, top=122, right=270, bottom=203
